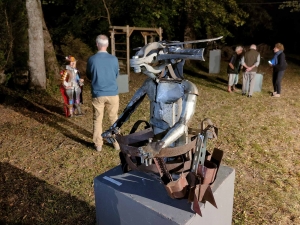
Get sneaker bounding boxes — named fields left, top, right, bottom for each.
left=242, top=93, right=246, bottom=96
left=272, top=94, right=280, bottom=98
left=113, top=142, right=120, bottom=150
left=247, top=95, right=252, bottom=98
left=272, top=92, right=277, bottom=96
left=95, top=145, right=102, bottom=152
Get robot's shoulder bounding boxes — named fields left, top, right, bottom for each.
left=182, top=80, right=199, bottom=95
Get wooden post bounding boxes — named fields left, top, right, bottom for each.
left=109, top=26, right=164, bottom=82
left=126, top=25, right=130, bottom=80
left=110, top=29, right=115, bottom=56
left=159, top=27, right=162, bottom=41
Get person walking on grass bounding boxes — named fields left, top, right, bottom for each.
left=86, top=34, right=120, bottom=152
left=269, top=43, right=287, bottom=98
left=227, top=46, right=243, bottom=92
left=241, top=44, right=260, bottom=97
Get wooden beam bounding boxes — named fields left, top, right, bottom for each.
left=110, top=26, right=164, bottom=33
left=110, top=30, right=115, bottom=56
left=109, top=25, right=164, bottom=80
left=109, top=31, right=126, bottom=35
left=126, top=25, right=130, bottom=80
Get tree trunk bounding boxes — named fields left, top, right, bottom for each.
left=42, top=15, right=60, bottom=86
left=26, top=0, right=46, bottom=89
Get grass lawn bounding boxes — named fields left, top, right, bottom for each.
left=0, top=55, right=299, bottom=224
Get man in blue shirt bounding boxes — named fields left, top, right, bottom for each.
left=86, top=34, right=120, bottom=152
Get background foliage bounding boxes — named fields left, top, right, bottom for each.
left=1, top=0, right=299, bottom=87
left=0, top=0, right=28, bottom=73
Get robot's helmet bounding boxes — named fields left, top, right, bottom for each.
left=130, top=42, right=186, bottom=79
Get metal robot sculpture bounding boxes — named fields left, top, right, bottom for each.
left=102, top=37, right=224, bottom=216
left=60, top=55, right=84, bottom=117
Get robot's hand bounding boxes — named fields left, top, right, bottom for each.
left=138, top=141, right=164, bottom=160
left=102, top=127, right=120, bottom=143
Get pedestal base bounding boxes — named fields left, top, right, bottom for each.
left=245, top=73, right=263, bottom=92
left=94, top=165, right=235, bottom=225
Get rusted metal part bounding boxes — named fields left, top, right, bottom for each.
left=156, top=138, right=197, bottom=157
left=116, top=131, right=197, bottom=158
left=197, top=161, right=217, bottom=184
left=165, top=173, right=189, bottom=199
left=153, top=157, right=173, bottom=185
left=116, top=121, right=223, bottom=217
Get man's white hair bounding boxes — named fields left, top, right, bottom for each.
left=250, top=44, right=257, bottom=50
left=235, top=46, right=243, bottom=52
left=96, top=35, right=109, bottom=47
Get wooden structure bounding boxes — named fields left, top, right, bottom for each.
left=109, top=25, right=163, bottom=78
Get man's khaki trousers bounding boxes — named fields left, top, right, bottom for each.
left=92, top=95, right=119, bottom=147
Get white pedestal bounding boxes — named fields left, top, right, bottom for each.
left=245, top=73, right=263, bottom=92
left=117, top=74, right=129, bottom=93
left=209, top=49, right=221, bottom=74
left=94, top=165, right=235, bottom=225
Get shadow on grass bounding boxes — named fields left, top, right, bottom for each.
left=0, top=162, right=95, bottom=225
left=0, top=86, right=93, bottom=149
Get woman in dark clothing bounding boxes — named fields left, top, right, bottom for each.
left=269, top=43, right=287, bottom=97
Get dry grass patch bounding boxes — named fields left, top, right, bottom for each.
left=1, top=56, right=300, bottom=224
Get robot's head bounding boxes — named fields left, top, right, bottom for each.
left=129, top=36, right=222, bottom=80
left=130, top=42, right=187, bottom=80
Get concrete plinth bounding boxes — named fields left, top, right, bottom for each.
left=244, top=73, right=263, bottom=92
left=94, top=165, right=235, bottom=225
left=209, top=49, right=221, bottom=74
left=117, top=74, right=129, bottom=93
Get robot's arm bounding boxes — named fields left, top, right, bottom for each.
left=101, top=82, right=148, bottom=139
left=160, top=80, right=198, bottom=147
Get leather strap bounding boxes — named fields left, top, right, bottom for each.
left=129, top=120, right=151, bottom=134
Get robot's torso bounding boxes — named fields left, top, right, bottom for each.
left=136, top=77, right=198, bottom=148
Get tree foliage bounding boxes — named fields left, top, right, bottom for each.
left=279, top=1, right=300, bottom=12
left=0, top=0, right=28, bottom=72
left=113, top=0, right=248, bottom=41
left=229, top=0, right=273, bottom=45
left=42, top=0, right=249, bottom=45
left=42, top=0, right=113, bottom=47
